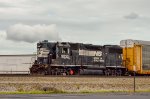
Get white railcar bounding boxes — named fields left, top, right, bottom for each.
left=0, top=54, right=36, bottom=74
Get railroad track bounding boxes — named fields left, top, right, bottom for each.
left=0, top=74, right=149, bottom=78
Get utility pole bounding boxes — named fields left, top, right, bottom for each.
left=133, top=46, right=136, bottom=93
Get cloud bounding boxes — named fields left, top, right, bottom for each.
left=6, top=24, right=61, bottom=43
left=0, top=30, right=7, bottom=39
left=0, top=0, right=149, bottom=53
left=124, top=12, right=139, bottom=19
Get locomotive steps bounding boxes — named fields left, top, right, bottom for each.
left=0, top=76, right=150, bottom=94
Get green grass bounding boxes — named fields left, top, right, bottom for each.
left=0, top=90, right=149, bottom=94
left=79, top=90, right=132, bottom=94
left=135, top=90, right=150, bottom=93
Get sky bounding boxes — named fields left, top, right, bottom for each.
left=0, top=0, right=150, bottom=54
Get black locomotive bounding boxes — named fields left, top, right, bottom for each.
left=30, top=40, right=126, bottom=75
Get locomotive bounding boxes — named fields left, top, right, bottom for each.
left=30, top=40, right=126, bottom=75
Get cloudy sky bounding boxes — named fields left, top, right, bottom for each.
left=0, top=0, right=150, bottom=54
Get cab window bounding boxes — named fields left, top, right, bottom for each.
left=62, top=48, right=69, bottom=54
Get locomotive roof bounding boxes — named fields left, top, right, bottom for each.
left=39, top=40, right=102, bottom=46
left=38, top=40, right=121, bottom=50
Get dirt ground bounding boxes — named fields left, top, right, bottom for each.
left=0, top=76, right=149, bottom=92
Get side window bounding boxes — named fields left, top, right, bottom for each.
left=62, top=48, right=69, bottom=54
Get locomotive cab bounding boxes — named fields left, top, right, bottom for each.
left=56, top=42, right=70, bottom=59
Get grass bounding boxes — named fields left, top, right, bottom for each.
left=0, top=77, right=149, bottom=94
left=79, top=90, right=150, bottom=93
left=0, top=90, right=150, bottom=94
